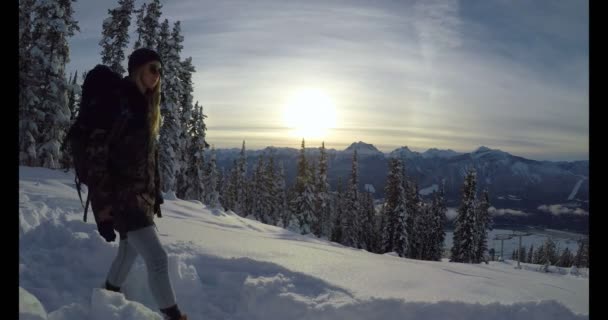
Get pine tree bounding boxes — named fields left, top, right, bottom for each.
left=290, top=139, right=315, bottom=234
left=99, top=0, right=134, bottom=75
left=343, top=150, right=362, bottom=248
left=264, top=154, right=281, bottom=225
left=251, top=156, right=266, bottom=221
left=18, top=0, right=39, bottom=166
left=533, top=244, right=545, bottom=265
left=29, top=0, right=80, bottom=168
left=330, top=177, right=345, bottom=244
left=474, top=189, right=491, bottom=263
left=175, top=57, right=200, bottom=199
left=557, top=247, right=574, bottom=268
left=223, top=160, right=239, bottom=212
left=542, top=238, right=557, bottom=266
left=527, top=244, right=534, bottom=263
left=316, top=142, right=331, bottom=238
left=429, top=181, right=447, bottom=261
left=182, top=103, right=206, bottom=201
left=361, top=190, right=378, bottom=252
left=204, top=147, right=221, bottom=208
left=235, top=141, right=248, bottom=215
left=382, top=158, right=408, bottom=255
left=278, top=162, right=290, bottom=228
left=132, top=3, right=146, bottom=49
left=574, top=237, right=589, bottom=268
left=450, top=169, right=478, bottom=263
left=134, top=0, right=161, bottom=49
left=158, top=20, right=186, bottom=196
left=59, top=71, right=80, bottom=169
left=405, top=180, right=421, bottom=259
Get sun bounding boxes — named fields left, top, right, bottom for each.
left=283, top=88, right=337, bottom=139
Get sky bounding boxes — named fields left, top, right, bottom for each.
left=19, top=166, right=589, bottom=319
left=66, top=0, right=589, bottom=161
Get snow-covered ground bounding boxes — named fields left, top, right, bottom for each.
left=19, top=166, right=589, bottom=319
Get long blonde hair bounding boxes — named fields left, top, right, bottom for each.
left=131, top=66, right=162, bottom=140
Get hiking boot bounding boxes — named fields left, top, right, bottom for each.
left=160, top=304, right=185, bottom=320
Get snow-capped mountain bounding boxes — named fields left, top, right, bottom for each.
left=211, top=142, right=588, bottom=232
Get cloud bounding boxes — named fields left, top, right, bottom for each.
left=538, top=204, right=589, bottom=216
left=488, top=207, right=529, bottom=217
left=64, top=0, right=588, bottom=161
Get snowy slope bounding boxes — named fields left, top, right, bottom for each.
left=19, top=167, right=588, bottom=319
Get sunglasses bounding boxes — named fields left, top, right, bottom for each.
left=148, top=63, right=162, bottom=76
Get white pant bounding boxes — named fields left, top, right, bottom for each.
left=106, top=225, right=176, bottom=309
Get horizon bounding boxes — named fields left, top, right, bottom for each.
left=207, top=140, right=588, bottom=162
left=68, top=0, right=588, bottom=162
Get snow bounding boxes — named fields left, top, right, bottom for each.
left=421, top=148, right=461, bottom=159
left=20, top=166, right=589, bottom=319
left=418, top=184, right=438, bottom=196
left=568, top=179, right=584, bottom=201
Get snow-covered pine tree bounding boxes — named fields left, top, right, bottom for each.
left=136, top=0, right=162, bottom=49
left=132, top=2, right=146, bottom=49
left=99, top=0, right=134, bottom=75
left=204, top=147, right=221, bottom=208
left=405, top=179, right=421, bottom=259
left=176, top=57, right=200, bottom=199
left=235, top=141, right=248, bottom=215
left=474, top=189, right=491, bottom=263
left=416, top=201, right=434, bottom=260
left=309, top=160, right=323, bottom=236
left=182, top=102, right=206, bottom=201
left=59, top=71, right=81, bottom=169
left=542, top=237, right=557, bottom=266
left=574, top=237, right=589, bottom=268
left=429, top=181, right=447, bottom=261
left=264, top=154, right=281, bottom=225
left=557, top=247, right=574, bottom=268
left=527, top=244, right=534, bottom=263
left=30, top=0, right=80, bottom=168
left=533, top=244, right=545, bottom=265
left=290, top=139, right=315, bottom=234
left=223, top=160, right=239, bottom=213
left=450, top=169, right=478, bottom=263
left=18, top=0, right=39, bottom=166
left=316, top=142, right=332, bottom=238
left=361, top=189, right=378, bottom=252
left=330, top=177, right=345, bottom=244
left=343, top=149, right=362, bottom=248
left=393, top=182, right=409, bottom=258
left=277, top=161, right=290, bottom=228
left=382, top=158, right=407, bottom=254
left=251, top=156, right=266, bottom=222
left=158, top=20, right=186, bottom=195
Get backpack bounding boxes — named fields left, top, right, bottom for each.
left=63, top=65, right=127, bottom=222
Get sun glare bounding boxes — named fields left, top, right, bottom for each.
left=283, top=88, right=337, bottom=139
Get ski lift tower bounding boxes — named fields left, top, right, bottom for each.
left=493, top=234, right=513, bottom=262
left=511, top=231, right=533, bottom=269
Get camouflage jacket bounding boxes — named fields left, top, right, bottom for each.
left=88, top=78, right=162, bottom=236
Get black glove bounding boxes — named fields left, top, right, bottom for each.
left=98, top=220, right=116, bottom=242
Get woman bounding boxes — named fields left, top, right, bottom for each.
left=92, top=48, right=187, bottom=320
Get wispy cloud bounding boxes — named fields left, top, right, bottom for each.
left=538, top=204, right=589, bottom=216
left=66, top=0, right=588, bottom=160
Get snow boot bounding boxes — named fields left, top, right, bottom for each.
left=160, top=304, right=186, bottom=320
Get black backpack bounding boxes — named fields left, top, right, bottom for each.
left=63, top=65, right=127, bottom=222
